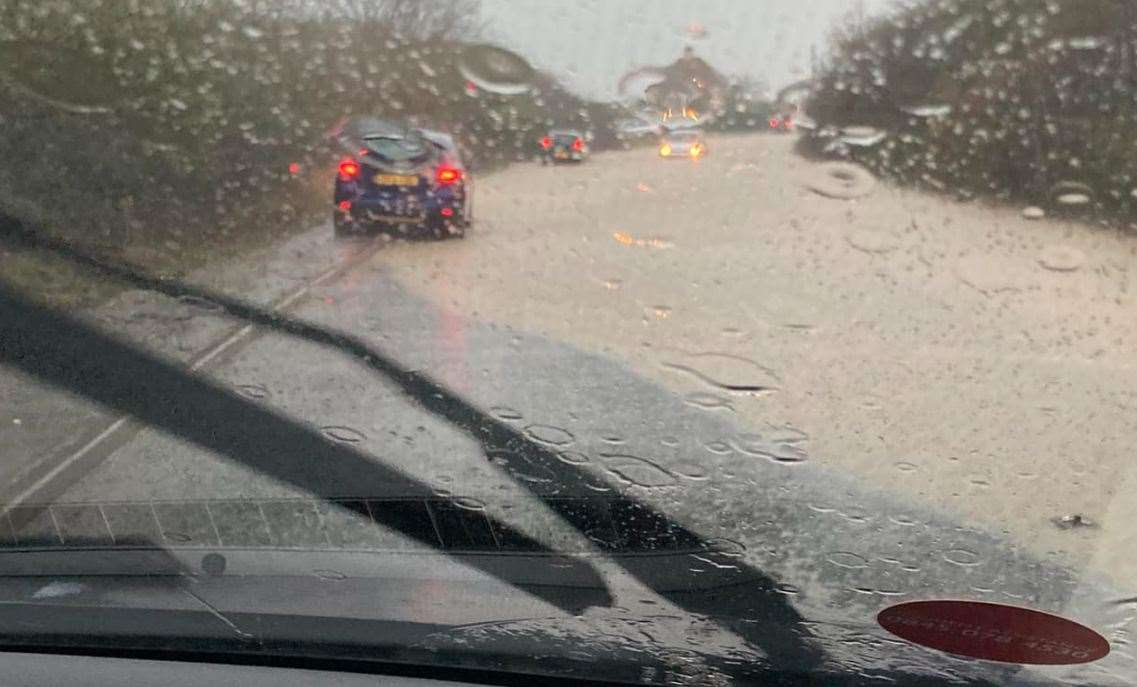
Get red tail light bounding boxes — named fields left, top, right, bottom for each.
left=436, top=166, right=462, bottom=185
left=540, top=136, right=552, bottom=150
left=338, top=159, right=360, bottom=180
left=572, top=137, right=584, bottom=152
left=337, top=200, right=352, bottom=211
left=769, top=118, right=779, bottom=129
left=440, top=207, right=455, bottom=217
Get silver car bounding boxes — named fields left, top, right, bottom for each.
left=659, top=129, right=707, bottom=159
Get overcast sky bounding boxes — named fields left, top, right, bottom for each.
left=479, top=0, right=893, bottom=101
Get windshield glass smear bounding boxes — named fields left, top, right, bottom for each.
left=1, top=1, right=1136, bottom=685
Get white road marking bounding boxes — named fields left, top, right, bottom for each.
left=5, top=416, right=129, bottom=512
left=188, top=324, right=255, bottom=371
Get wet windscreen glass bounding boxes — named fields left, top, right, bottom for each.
left=1, top=1, right=1134, bottom=685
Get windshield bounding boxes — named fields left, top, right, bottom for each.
left=1, top=1, right=1134, bottom=685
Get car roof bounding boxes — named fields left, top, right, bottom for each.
left=549, top=129, right=583, bottom=136
left=340, top=116, right=406, bottom=140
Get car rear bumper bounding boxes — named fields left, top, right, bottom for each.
left=335, top=187, right=464, bottom=224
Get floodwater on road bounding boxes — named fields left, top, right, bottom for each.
left=367, top=133, right=1137, bottom=582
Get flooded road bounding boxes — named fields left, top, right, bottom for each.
left=366, top=133, right=1137, bottom=578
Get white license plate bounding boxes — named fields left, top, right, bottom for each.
left=374, top=174, right=418, bottom=186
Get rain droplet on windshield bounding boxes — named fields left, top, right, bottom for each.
left=490, top=406, right=523, bottom=422
left=236, top=383, right=269, bottom=400
left=600, top=454, right=677, bottom=488
left=1038, top=245, right=1085, bottom=272
left=524, top=424, right=576, bottom=446
left=321, top=426, right=366, bottom=443
left=943, top=548, right=982, bottom=567
left=826, top=551, right=870, bottom=569
left=457, top=44, right=535, bottom=96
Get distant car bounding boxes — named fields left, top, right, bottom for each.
left=769, top=112, right=797, bottom=131
left=658, top=129, right=707, bottom=159
left=331, top=117, right=470, bottom=238
left=539, top=129, right=589, bottom=163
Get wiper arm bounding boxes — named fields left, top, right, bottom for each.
left=0, top=238, right=612, bottom=616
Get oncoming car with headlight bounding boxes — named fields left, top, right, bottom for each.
left=658, top=128, right=707, bottom=159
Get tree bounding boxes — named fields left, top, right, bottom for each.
left=328, top=0, right=482, bottom=41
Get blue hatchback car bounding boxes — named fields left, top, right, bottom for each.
left=332, top=117, right=470, bottom=238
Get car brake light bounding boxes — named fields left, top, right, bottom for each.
left=338, top=160, right=360, bottom=180
left=572, top=137, right=584, bottom=151
left=338, top=200, right=352, bottom=211
left=769, top=117, right=779, bottom=129
left=540, top=136, right=552, bottom=150
left=436, top=166, right=462, bottom=185
left=440, top=207, right=455, bottom=217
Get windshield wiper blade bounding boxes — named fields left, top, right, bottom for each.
left=0, top=217, right=824, bottom=670
left=0, top=288, right=613, bottom=617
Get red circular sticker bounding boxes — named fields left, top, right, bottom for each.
left=878, top=600, right=1109, bottom=665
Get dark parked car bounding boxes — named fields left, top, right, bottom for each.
left=769, top=108, right=798, bottom=132
left=538, top=129, right=590, bottom=163
left=332, top=117, right=470, bottom=238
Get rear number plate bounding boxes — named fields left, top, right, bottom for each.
left=375, top=174, right=418, bottom=186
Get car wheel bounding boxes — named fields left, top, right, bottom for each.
left=333, top=212, right=354, bottom=237
left=426, top=217, right=464, bottom=240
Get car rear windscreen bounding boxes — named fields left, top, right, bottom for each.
left=363, top=135, right=431, bottom=162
